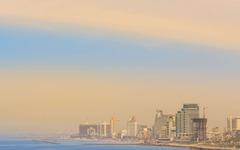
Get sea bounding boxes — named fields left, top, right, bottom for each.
left=0, top=137, right=190, bottom=150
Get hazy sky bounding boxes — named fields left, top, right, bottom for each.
left=0, top=0, right=240, bottom=135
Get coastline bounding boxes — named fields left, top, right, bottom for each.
left=31, top=137, right=239, bottom=150
left=70, top=138, right=238, bottom=150
left=141, top=143, right=237, bottom=150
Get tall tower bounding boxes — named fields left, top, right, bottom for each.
left=176, top=104, right=199, bottom=139
left=192, top=118, right=207, bottom=142
left=110, top=117, right=119, bottom=138
left=153, top=110, right=173, bottom=138
left=227, top=116, right=240, bottom=132
left=127, top=116, right=138, bottom=137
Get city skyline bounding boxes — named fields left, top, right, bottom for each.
left=0, top=0, right=240, bottom=136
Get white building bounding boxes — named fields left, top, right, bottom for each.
left=110, top=117, right=118, bottom=138
left=98, top=121, right=111, bottom=137
left=227, top=116, right=240, bottom=132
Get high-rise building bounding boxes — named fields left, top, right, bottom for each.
left=153, top=110, right=175, bottom=139
left=79, top=121, right=111, bottom=138
left=192, top=118, right=207, bottom=142
left=176, top=104, right=200, bottom=139
left=110, top=117, right=118, bottom=138
left=227, top=116, right=233, bottom=132
left=176, top=111, right=182, bottom=138
left=98, top=121, right=111, bottom=137
left=79, top=124, right=98, bottom=137
left=227, top=116, right=240, bottom=132
left=167, top=115, right=176, bottom=140
left=127, top=116, right=138, bottom=137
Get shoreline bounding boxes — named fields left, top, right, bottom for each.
left=32, top=137, right=239, bottom=150
left=141, top=143, right=237, bottom=150
left=70, top=138, right=238, bottom=150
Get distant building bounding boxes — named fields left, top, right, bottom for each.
left=120, top=129, right=128, bottom=139
left=110, top=117, right=119, bottom=138
left=176, top=104, right=200, bottom=140
left=79, top=124, right=98, bottom=137
left=176, top=111, right=182, bottom=138
left=79, top=121, right=111, bottom=138
left=227, top=116, right=240, bottom=132
left=153, top=110, right=176, bottom=139
left=208, top=127, right=223, bottom=143
left=192, top=118, right=207, bottom=142
left=127, top=116, right=138, bottom=137
left=167, top=115, right=176, bottom=140
left=98, top=121, right=111, bottom=137
left=138, top=124, right=148, bottom=135
left=137, top=125, right=152, bottom=140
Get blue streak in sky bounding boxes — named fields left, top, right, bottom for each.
left=0, top=25, right=239, bottom=76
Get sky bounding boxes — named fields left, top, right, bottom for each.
left=0, top=0, right=240, bottom=135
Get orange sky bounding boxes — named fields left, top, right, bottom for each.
left=0, top=71, right=239, bottom=134
left=0, top=0, right=240, bottom=50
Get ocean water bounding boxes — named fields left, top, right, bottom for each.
left=0, top=138, right=190, bottom=150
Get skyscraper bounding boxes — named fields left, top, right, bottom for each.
left=167, top=115, right=177, bottom=140
left=176, top=111, right=182, bottom=138
left=192, top=118, right=207, bottom=142
left=79, top=121, right=111, bottom=138
left=127, top=116, right=138, bottom=137
left=110, top=117, right=118, bottom=138
left=176, top=104, right=200, bottom=140
left=98, top=121, right=111, bottom=137
left=227, top=116, right=240, bottom=132
left=153, top=110, right=175, bottom=139
left=79, top=123, right=98, bottom=137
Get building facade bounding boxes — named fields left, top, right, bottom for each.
left=227, top=116, right=240, bottom=132
left=79, top=121, right=112, bottom=137
left=79, top=124, right=98, bottom=137
left=167, top=115, right=176, bottom=140
left=137, top=125, right=152, bottom=140
left=176, top=104, right=200, bottom=140
left=192, top=118, right=207, bottom=142
left=98, top=122, right=111, bottom=137
left=110, top=117, right=118, bottom=138
left=153, top=110, right=176, bottom=139
left=127, top=116, right=138, bottom=137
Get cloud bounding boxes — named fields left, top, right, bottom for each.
left=0, top=0, right=239, bottom=50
